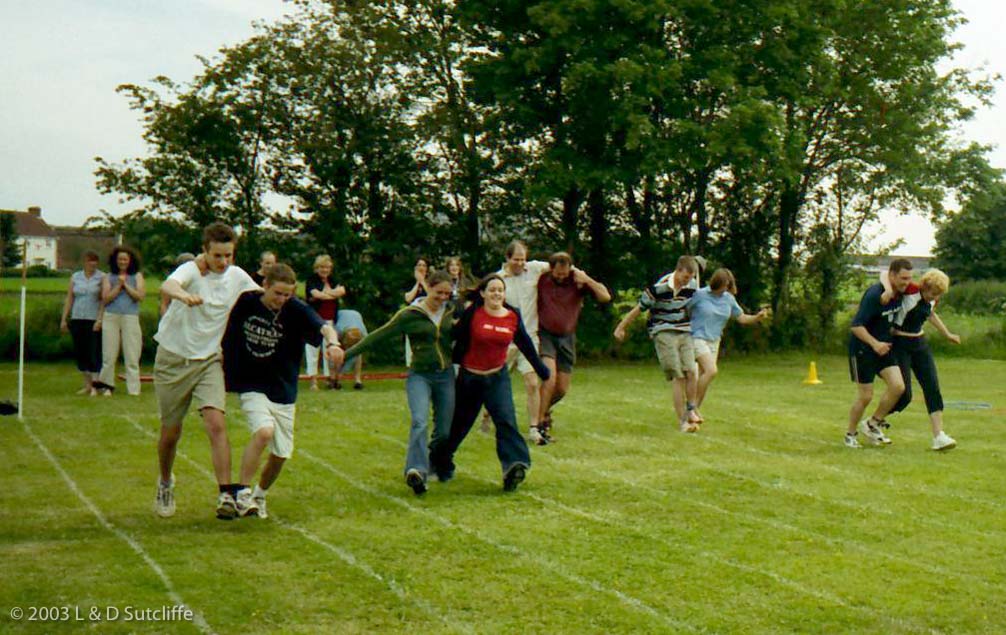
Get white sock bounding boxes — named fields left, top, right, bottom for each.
left=253, top=485, right=268, bottom=498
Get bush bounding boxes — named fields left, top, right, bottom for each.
left=936, top=279, right=1006, bottom=315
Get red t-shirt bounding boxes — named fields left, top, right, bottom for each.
left=537, top=275, right=591, bottom=335
left=462, top=306, right=518, bottom=371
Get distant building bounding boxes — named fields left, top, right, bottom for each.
left=0, top=206, right=58, bottom=268
left=850, top=254, right=932, bottom=277
left=53, top=226, right=118, bottom=270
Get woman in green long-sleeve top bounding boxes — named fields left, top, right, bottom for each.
left=344, top=270, right=457, bottom=495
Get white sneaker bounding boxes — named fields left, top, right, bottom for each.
left=154, top=475, right=175, bottom=517
left=858, top=419, right=891, bottom=445
left=844, top=433, right=861, bottom=449
left=529, top=426, right=548, bottom=446
left=932, top=432, right=957, bottom=451
left=679, top=421, right=699, bottom=433
left=216, top=492, right=237, bottom=520
left=253, top=494, right=268, bottom=519
left=235, top=488, right=260, bottom=517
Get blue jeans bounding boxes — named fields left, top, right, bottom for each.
left=404, top=368, right=455, bottom=478
left=429, top=367, right=531, bottom=479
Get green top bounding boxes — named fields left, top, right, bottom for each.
left=344, top=302, right=455, bottom=372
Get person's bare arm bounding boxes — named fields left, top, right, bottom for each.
left=614, top=305, right=642, bottom=341
left=60, top=280, right=74, bottom=332
left=928, top=312, right=960, bottom=344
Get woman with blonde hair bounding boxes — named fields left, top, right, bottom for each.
left=886, top=268, right=960, bottom=450
left=686, top=268, right=770, bottom=427
left=304, top=255, right=345, bottom=390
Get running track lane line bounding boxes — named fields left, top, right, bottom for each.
left=21, top=418, right=215, bottom=635
left=117, top=414, right=474, bottom=635
left=297, top=449, right=697, bottom=633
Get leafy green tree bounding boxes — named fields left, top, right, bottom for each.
left=934, top=184, right=1006, bottom=281
left=0, top=212, right=21, bottom=270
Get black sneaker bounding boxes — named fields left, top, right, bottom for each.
left=353, top=382, right=364, bottom=390
left=406, top=469, right=427, bottom=495
left=503, top=465, right=526, bottom=492
left=329, top=379, right=342, bottom=390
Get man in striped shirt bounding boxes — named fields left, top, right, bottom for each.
left=614, top=256, right=701, bottom=432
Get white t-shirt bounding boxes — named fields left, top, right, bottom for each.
left=154, top=262, right=259, bottom=359
left=498, top=260, right=549, bottom=335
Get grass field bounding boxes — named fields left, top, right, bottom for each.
left=2, top=354, right=1005, bottom=633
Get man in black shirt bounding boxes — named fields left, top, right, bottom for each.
left=845, top=258, right=913, bottom=448
left=222, top=264, right=343, bottom=517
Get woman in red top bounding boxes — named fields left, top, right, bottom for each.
left=429, top=274, right=550, bottom=491
left=305, top=255, right=346, bottom=390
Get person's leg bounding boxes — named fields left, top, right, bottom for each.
left=404, top=371, right=433, bottom=478
left=305, top=342, right=321, bottom=390
left=98, top=313, right=122, bottom=391
left=429, top=367, right=455, bottom=455
left=483, top=370, right=530, bottom=475
left=848, top=383, right=874, bottom=435
left=672, top=376, right=687, bottom=423
left=537, top=356, right=558, bottom=424
left=522, top=370, right=541, bottom=431
left=912, top=342, right=947, bottom=438
left=121, top=314, right=142, bottom=395
left=694, top=351, right=718, bottom=410
left=158, top=423, right=183, bottom=483
left=552, top=371, right=571, bottom=407
left=654, top=332, right=687, bottom=425
left=239, top=424, right=274, bottom=486
left=259, top=454, right=287, bottom=490
left=888, top=343, right=913, bottom=416
left=200, top=407, right=232, bottom=486
left=353, top=356, right=363, bottom=386
left=430, top=370, right=484, bottom=479
left=873, top=365, right=905, bottom=422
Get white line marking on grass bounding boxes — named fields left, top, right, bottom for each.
left=566, top=402, right=1006, bottom=540
left=21, top=419, right=214, bottom=635
left=118, top=414, right=472, bottom=634
left=305, top=420, right=897, bottom=627
left=298, top=450, right=697, bottom=633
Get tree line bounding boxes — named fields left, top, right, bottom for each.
left=93, top=0, right=1002, bottom=346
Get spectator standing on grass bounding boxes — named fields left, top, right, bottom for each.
left=304, top=255, right=345, bottom=390
left=845, top=258, right=913, bottom=448
left=153, top=222, right=261, bottom=520
left=250, top=250, right=277, bottom=286
left=614, top=255, right=701, bottom=432
left=429, top=274, right=550, bottom=492
left=97, top=246, right=145, bottom=396
left=533, top=251, right=611, bottom=444
left=223, top=263, right=344, bottom=518
left=883, top=268, right=959, bottom=451
left=444, top=256, right=475, bottom=314
left=343, top=271, right=457, bottom=496
left=60, top=250, right=104, bottom=396
left=687, top=269, right=771, bottom=428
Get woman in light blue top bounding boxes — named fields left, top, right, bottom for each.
left=60, top=250, right=104, bottom=395
left=687, top=268, right=770, bottom=421
left=98, top=246, right=146, bottom=395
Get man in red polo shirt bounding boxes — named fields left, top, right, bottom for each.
left=533, top=252, right=611, bottom=444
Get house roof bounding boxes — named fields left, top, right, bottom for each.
left=0, top=209, right=57, bottom=237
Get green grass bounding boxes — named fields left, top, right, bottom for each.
left=2, top=355, right=1005, bottom=633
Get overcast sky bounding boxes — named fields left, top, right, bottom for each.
left=1, top=0, right=1003, bottom=256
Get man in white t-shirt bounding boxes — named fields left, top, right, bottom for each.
left=496, top=240, right=550, bottom=441
left=153, top=222, right=260, bottom=520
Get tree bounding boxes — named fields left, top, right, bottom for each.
left=934, top=184, right=1006, bottom=281
left=0, top=212, right=21, bottom=270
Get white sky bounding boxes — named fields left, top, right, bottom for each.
left=1, top=0, right=1003, bottom=257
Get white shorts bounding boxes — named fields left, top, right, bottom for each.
left=239, top=392, right=296, bottom=459
left=505, top=334, right=540, bottom=375
left=693, top=337, right=721, bottom=361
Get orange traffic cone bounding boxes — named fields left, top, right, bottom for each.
left=802, top=361, right=823, bottom=385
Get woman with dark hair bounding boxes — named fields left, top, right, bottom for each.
left=344, top=270, right=457, bottom=495
left=404, top=256, right=430, bottom=304
left=429, top=274, right=550, bottom=492
left=60, top=250, right=104, bottom=395
left=444, top=256, right=475, bottom=314
left=97, top=246, right=146, bottom=395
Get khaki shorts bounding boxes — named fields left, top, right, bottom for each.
left=653, top=330, right=695, bottom=380
left=240, top=392, right=296, bottom=459
left=154, top=347, right=226, bottom=427
left=505, top=334, right=539, bottom=375
left=693, top=337, right=721, bottom=361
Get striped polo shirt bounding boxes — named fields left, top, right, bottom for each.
left=638, top=273, right=698, bottom=337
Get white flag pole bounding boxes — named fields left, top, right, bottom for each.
left=17, top=242, right=27, bottom=420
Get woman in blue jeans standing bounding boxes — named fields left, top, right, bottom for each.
left=344, top=270, right=456, bottom=495
left=430, top=274, right=550, bottom=492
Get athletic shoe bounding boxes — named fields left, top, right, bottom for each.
left=503, top=464, right=526, bottom=492
left=858, top=419, right=890, bottom=446
left=329, top=379, right=342, bottom=390
left=353, top=382, right=364, bottom=390
left=235, top=488, right=260, bottom=517
left=154, top=475, right=175, bottom=518
left=679, top=421, right=699, bottom=433
left=844, top=432, right=861, bottom=449
left=253, top=494, right=268, bottom=519
left=529, top=426, right=549, bottom=446
left=932, top=432, right=957, bottom=451
left=216, top=492, right=238, bottom=520
left=406, top=469, right=427, bottom=495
